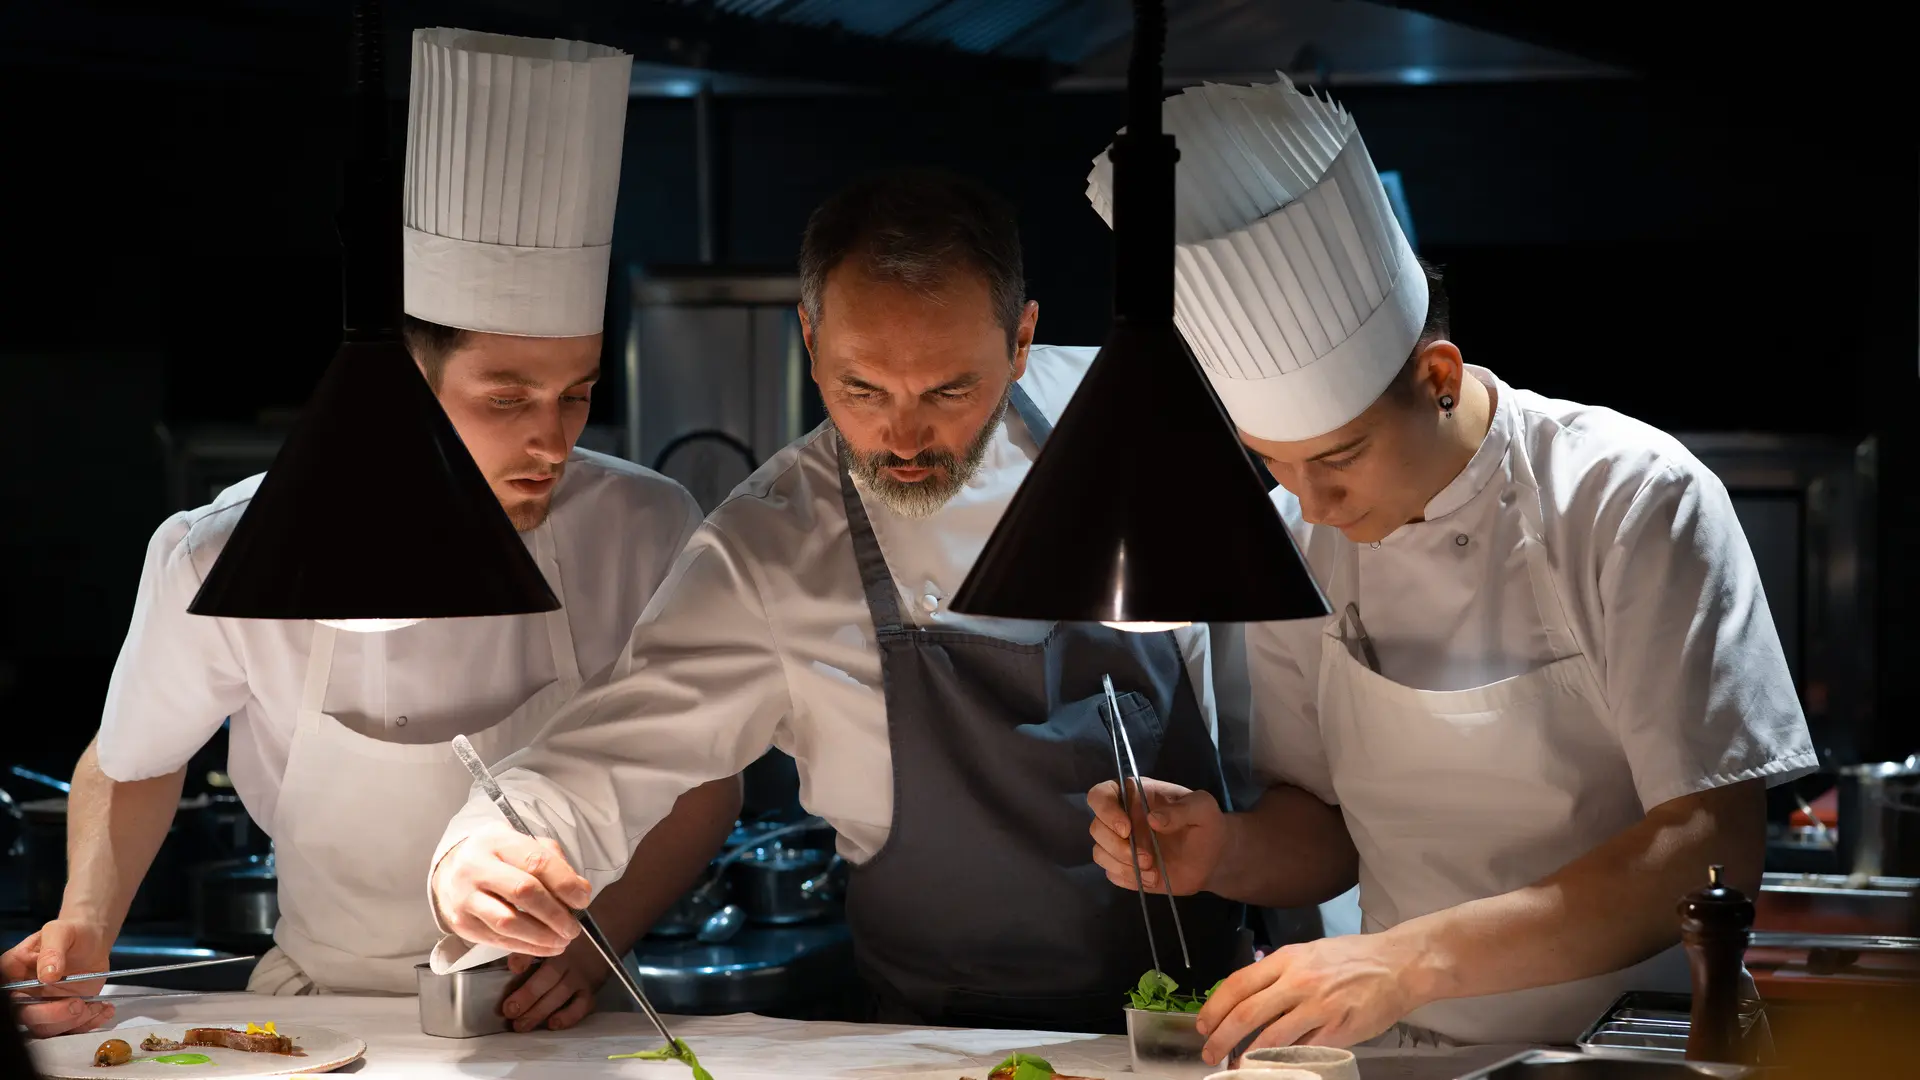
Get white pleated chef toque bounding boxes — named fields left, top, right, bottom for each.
left=403, top=27, right=633, bottom=338
left=1087, top=75, right=1427, bottom=443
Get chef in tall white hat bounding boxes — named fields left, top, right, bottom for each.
left=1083, top=76, right=1817, bottom=1056
left=4, top=27, right=738, bottom=1036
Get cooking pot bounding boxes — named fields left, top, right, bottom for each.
left=646, top=816, right=830, bottom=940
left=192, top=851, right=278, bottom=952
left=7, top=765, right=268, bottom=923
left=17, top=797, right=201, bottom=923
left=1833, top=755, right=1920, bottom=880
left=727, top=846, right=845, bottom=926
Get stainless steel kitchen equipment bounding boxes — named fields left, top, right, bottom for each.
left=622, top=267, right=820, bottom=511
left=415, top=959, right=524, bottom=1039
left=623, top=921, right=854, bottom=1017
left=1124, top=1008, right=1211, bottom=1079
left=1576, top=993, right=1767, bottom=1059
left=1832, top=754, right=1920, bottom=879
left=0, top=954, right=256, bottom=993
left=663, top=816, right=833, bottom=944
left=1457, top=1048, right=1757, bottom=1078
left=727, top=846, right=844, bottom=927
left=191, top=851, right=278, bottom=952
left=1103, top=673, right=1191, bottom=971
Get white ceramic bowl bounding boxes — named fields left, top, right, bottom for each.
left=1205, top=1070, right=1321, bottom=1080
left=1235, top=1045, right=1360, bottom=1079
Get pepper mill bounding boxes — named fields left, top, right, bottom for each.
left=1678, top=863, right=1754, bottom=1064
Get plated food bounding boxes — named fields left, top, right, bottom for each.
left=134, top=1023, right=300, bottom=1057
left=35, top=1022, right=364, bottom=1079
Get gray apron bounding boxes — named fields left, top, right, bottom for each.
left=837, top=384, right=1244, bottom=1035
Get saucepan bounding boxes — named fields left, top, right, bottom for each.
left=649, top=817, right=832, bottom=942
left=191, top=851, right=279, bottom=953
left=728, top=846, right=845, bottom=926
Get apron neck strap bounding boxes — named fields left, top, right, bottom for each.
left=301, top=623, right=339, bottom=714
left=1005, top=379, right=1052, bottom=443
left=838, top=442, right=909, bottom=633
left=836, top=380, right=1048, bottom=635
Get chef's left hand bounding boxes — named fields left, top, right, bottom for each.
left=1196, top=932, right=1425, bottom=1064
left=501, top=936, right=607, bottom=1032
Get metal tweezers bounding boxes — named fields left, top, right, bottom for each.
left=1101, top=674, right=1190, bottom=971
left=451, top=735, right=683, bottom=1056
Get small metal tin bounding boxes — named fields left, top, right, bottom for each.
left=1125, top=1008, right=1213, bottom=1079
left=416, top=959, right=523, bottom=1038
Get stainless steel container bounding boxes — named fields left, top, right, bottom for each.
left=1125, top=1008, right=1213, bottom=1079
left=416, top=959, right=524, bottom=1038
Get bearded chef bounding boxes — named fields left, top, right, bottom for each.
left=4, top=27, right=738, bottom=1038
left=426, top=168, right=1253, bottom=1034
left=1083, top=77, right=1817, bottom=1059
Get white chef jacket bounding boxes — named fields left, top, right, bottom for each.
left=433, top=346, right=1244, bottom=896
left=95, top=448, right=704, bottom=833
left=1248, top=365, right=1817, bottom=819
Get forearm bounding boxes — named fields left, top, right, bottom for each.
left=1207, top=783, right=1358, bottom=909
left=1395, top=779, right=1766, bottom=1007
left=571, top=776, right=743, bottom=964
left=60, top=738, right=184, bottom=935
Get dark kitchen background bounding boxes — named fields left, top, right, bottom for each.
left=0, top=0, right=1913, bottom=1020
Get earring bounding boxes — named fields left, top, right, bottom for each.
left=1438, top=393, right=1455, bottom=419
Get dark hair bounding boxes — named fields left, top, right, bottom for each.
left=798, top=167, right=1027, bottom=352
left=401, top=314, right=469, bottom=389
left=1386, top=257, right=1452, bottom=401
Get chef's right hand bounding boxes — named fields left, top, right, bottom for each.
left=5, top=919, right=116, bottom=1038
left=1088, top=778, right=1229, bottom=896
left=431, top=826, right=590, bottom=957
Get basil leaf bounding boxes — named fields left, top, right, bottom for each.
left=992, top=1051, right=1054, bottom=1080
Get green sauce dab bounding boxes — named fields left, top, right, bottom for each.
left=608, top=1037, right=714, bottom=1080
left=150, top=1053, right=215, bottom=1065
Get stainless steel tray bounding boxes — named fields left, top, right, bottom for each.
left=1575, top=991, right=1764, bottom=1058
left=1455, top=1047, right=1759, bottom=1078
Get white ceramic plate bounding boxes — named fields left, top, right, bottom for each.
left=30, top=1022, right=367, bottom=1079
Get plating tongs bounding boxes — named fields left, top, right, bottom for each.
left=451, top=735, right=683, bottom=1055
left=1101, top=674, right=1191, bottom=971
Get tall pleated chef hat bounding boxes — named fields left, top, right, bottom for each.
left=403, top=28, right=633, bottom=338
left=1086, top=75, right=1427, bottom=443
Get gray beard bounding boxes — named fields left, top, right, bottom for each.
left=836, top=386, right=1011, bottom=519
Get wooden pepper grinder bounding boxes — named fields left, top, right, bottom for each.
left=1678, top=864, right=1753, bottom=1064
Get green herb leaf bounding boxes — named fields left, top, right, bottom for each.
left=609, top=1048, right=676, bottom=1060
left=992, top=1051, right=1054, bottom=1080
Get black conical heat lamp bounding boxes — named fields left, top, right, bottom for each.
left=949, top=0, right=1327, bottom=628
left=189, top=0, right=558, bottom=627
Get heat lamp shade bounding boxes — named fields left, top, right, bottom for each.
left=949, top=319, right=1328, bottom=625
left=187, top=337, right=559, bottom=622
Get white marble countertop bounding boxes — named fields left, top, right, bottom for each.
left=35, top=987, right=1533, bottom=1080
